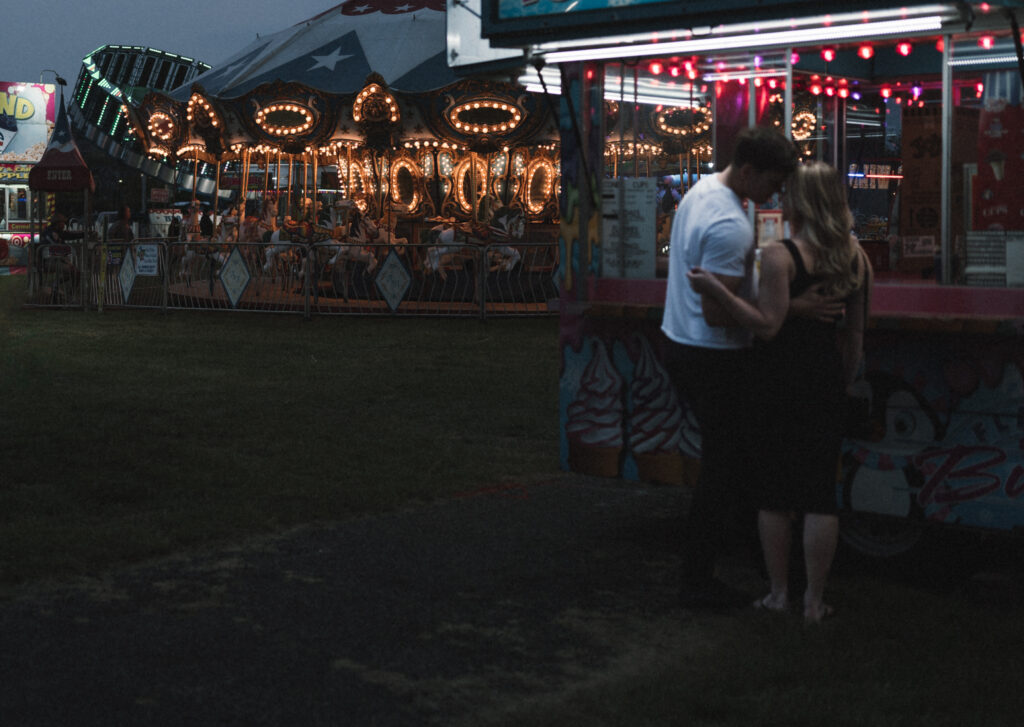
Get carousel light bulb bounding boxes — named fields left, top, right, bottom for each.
left=979, top=35, right=995, bottom=49
left=897, top=41, right=913, bottom=56
left=858, top=44, right=874, bottom=59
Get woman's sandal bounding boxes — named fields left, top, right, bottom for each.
left=752, top=594, right=789, bottom=613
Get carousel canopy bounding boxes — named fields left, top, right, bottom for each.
left=29, top=94, right=95, bottom=192
left=169, top=0, right=459, bottom=101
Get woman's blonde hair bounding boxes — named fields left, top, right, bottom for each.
left=783, top=161, right=861, bottom=297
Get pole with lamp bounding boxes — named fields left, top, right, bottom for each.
left=30, top=69, right=94, bottom=309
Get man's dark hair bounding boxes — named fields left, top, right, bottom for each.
left=731, top=127, right=798, bottom=175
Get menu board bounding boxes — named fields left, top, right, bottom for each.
left=601, top=177, right=656, bottom=279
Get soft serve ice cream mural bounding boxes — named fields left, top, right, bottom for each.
left=560, top=324, right=1024, bottom=535
left=560, top=332, right=700, bottom=483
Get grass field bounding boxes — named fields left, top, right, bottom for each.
left=4, top=275, right=1024, bottom=725
left=0, top=276, right=561, bottom=586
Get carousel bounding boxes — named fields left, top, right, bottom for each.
left=119, top=0, right=559, bottom=311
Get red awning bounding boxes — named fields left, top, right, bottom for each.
left=28, top=93, right=94, bottom=192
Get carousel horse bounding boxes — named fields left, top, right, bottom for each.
left=485, top=206, right=525, bottom=271
left=253, top=199, right=304, bottom=275
left=176, top=206, right=205, bottom=279
left=424, top=206, right=524, bottom=278
left=217, top=207, right=239, bottom=244
left=371, top=217, right=409, bottom=254
left=302, top=219, right=379, bottom=283
left=208, top=207, right=240, bottom=267
left=423, top=221, right=493, bottom=279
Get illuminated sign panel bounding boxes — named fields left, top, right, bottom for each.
left=482, top=0, right=951, bottom=43
left=0, top=82, right=58, bottom=163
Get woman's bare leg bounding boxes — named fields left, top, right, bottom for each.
left=803, top=513, right=839, bottom=622
left=758, top=510, right=792, bottom=609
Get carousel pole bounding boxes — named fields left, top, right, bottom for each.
left=501, top=146, right=512, bottom=207
left=287, top=154, right=293, bottom=220
left=261, top=149, right=268, bottom=216
left=276, top=151, right=283, bottom=223
left=469, top=151, right=478, bottom=221
left=191, top=150, right=199, bottom=208
left=213, top=158, right=221, bottom=232
left=263, top=150, right=269, bottom=200
left=632, top=65, right=639, bottom=179
left=241, top=148, right=249, bottom=217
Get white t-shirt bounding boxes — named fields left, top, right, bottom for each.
left=661, top=173, right=755, bottom=350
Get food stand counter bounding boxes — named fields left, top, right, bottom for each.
left=559, top=279, right=1024, bottom=553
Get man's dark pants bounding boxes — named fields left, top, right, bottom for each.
left=665, top=341, right=760, bottom=586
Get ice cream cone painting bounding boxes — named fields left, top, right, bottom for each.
left=628, top=337, right=686, bottom=485
left=987, top=149, right=1007, bottom=181
left=565, top=338, right=625, bottom=477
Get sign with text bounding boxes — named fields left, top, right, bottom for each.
left=134, top=244, right=160, bottom=276
left=601, top=177, right=656, bottom=279
left=0, top=82, right=57, bottom=163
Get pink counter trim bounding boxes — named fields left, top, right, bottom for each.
left=586, top=278, right=1024, bottom=322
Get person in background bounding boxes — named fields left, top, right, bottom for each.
left=106, top=205, right=134, bottom=243
left=658, top=176, right=681, bottom=215
left=661, top=126, right=799, bottom=610
left=687, top=161, right=871, bottom=623
left=40, top=212, right=82, bottom=287
left=167, top=214, right=182, bottom=242
left=199, top=207, right=213, bottom=240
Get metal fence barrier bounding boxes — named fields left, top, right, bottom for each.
left=24, top=237, right=560, bottom=319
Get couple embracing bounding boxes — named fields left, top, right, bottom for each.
left=662, top=127, right=872, bottom=624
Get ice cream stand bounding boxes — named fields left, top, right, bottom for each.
left=474, top=0, right=1024, bottom=557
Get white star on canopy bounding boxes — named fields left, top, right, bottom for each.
left=175, top=2, right=456, bottom=98
left=309, top=46, right=352, bottom=72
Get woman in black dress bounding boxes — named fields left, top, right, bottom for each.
left=687, top=161, right=871, bottom=623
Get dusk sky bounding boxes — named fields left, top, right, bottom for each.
left=7, top=0, right=339, bottom=88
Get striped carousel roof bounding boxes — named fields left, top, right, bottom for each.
left=169, top=0, right=458, bottom=101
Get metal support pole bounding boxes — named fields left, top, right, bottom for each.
left=785, top=48, right=793, bottom=141
left=748, top=72, right=757, bottom=231
left=941, top=32, right=953, bottom=284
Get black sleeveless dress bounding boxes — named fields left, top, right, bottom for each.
left=753, top=239, right=851, bottom=514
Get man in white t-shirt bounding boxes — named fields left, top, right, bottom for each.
left=662, top=127, right=797, bottom=610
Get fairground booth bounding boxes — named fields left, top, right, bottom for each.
left=466, top=1, right=1024, bottom=557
